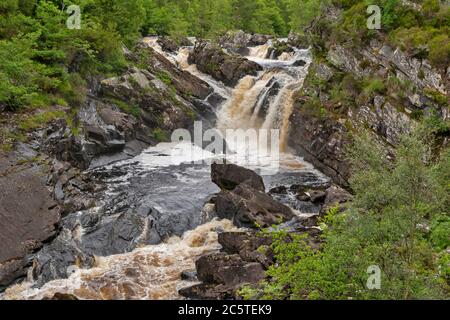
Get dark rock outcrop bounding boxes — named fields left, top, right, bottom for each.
left=179, top=221, right=323, bottom=299
left=267, top=40, right=294, bottom=59
left=293, top=59, right=307, bottom=66
left=157, top=36, right=178, bottom=53
left=135, top=43, right=213, bottom=100
left=219, top=31, right=272, bottom=55
left=288, top=107, right=351, bottom=187
left=188, top=40, right=262, bottom=86
left=179, top=233, right=268, bottom=300
left=196, top=253, right=265, bottom=286
left=287, top=32, right=310, bottom=49
left=214, top=184, right=295, bottom=228
left=211, top=162, right=265, bottom=192
left=219, top=30, right=252, bottom=55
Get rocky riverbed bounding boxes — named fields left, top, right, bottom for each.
left=1, top=24, right=447, bottom=299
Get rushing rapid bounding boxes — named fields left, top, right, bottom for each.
left=1, top=37, right=326, bottom=300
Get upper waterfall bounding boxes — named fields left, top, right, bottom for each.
left=142, top=37, right=312, bottom=170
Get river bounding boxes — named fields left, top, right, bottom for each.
left=2, top=37, right=329, bottom=300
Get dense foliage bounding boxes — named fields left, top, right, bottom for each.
left=299, top=0, right=450, bottom=70
left=0, top=0, right=298, bottom=113
left=0, top=0, right=448, bottom=300
left=1, top=0, right=448, bottom=112
left=241, top=126, right=450, bottom=299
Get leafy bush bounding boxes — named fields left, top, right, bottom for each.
left=363, top=77, right=386, bottom=95
left=428, top=34, right=450, bottom=69
left=243, top=126, right=450, bottom=300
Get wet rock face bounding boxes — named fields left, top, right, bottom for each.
left=48, top=43, right=217, bottom=171
left=267, top=40, right=294, bottom=59
left=219, top=30, right=272, bottom=55
left=135, top=43, right=213, bottom=100
left=157, top=36, right=178, bottom=53
left=25, top=159, right=218, bottom=288
left=0, top=153, right=60, bottom=289
left=215, top=184, right=295, bottom=228
left=288, top=107, right=351, bottom=187
left=188, top=40, right=262, bottom=86
left=211, top=162, right=265, bottom=192
left=31, top=229, right=96, bottom=288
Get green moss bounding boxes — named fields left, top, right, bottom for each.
left=410, top=109, right=424, bottom=120
left=363, top=77, right=386, bottom=96
left=107, top=98, right=141, bottom=118
left=152, top=128, right=168, bottom=142
left=424, top=88, right=448, bottom=106
left=18, top=110, right=66, bottom=131
left=205, top=61, right=219, bottom=74
left=418, top=69, right=425, bottom=80
left=301, top=96, right=328, bottom=120
left=428, top=34, right=450, bottom=69
left=156, top=71, right=173, bottom=86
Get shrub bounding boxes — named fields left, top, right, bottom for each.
left=428, top=34, right=450, bottom=69
left=363, top=77, right=386, bottom=95
left=245, top=126, right=450, bottom=300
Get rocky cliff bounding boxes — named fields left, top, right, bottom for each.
left=287, top=10, right=449, bottom=187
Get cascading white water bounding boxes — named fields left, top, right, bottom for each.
left=1, top=38, right=316, bottom=301
left=217, top=43, right=311, bottom=164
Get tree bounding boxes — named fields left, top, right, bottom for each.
left=241, top=126, right=450, bottom=300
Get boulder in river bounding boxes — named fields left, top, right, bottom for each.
left=179, top=252, right=265, bottom=300
left=188, top=40, right=262, bottom=87
left=219, top=30, right=272, bottom=55
left=157, top=36, right=178, bottom=53
left=215, top=184, right=295, bottom=228
left=211, top=162, right=265, bottom=192
left=267, top=40, right=294, bottom=59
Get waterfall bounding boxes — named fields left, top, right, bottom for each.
left=1, top=36, right=315, bottom=301
left=248, top=42, right=271, bottom=59
left=217, top=46, right=311, bottom=154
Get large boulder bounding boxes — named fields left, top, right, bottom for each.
left=249, top=34, right=272, bottom=46
left=188, top=40, right=262, bottom=87
left=267, top=40, right=294, bottom=59
left=157, top=36, right=178, bottom=53
left=219, top=31, right=272, bottom=55
left=218, top=231, right=273, bottom=267
left=214, top=184, right=296, bottom=228
left=179, top=252, right=265, bottom=300
left=211, top=163, right=265, bottom=192
left=219, top=30, right=252, bottom=55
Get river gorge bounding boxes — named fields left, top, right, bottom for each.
left=1, top=35, right=334, bottom=300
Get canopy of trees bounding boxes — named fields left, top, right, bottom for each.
left=0, top=0, right=300, bottom=111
